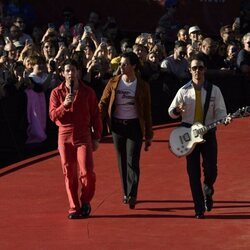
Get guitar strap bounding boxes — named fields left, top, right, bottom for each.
left=203, top=81, right=213, bottom=124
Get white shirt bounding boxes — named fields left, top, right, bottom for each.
left=113, top=75, right=138, bottom=119
left=168, top=81, right=227, bottom=126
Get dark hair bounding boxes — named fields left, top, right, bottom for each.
left=13, top=61, right=25, bottom=70
left=120, top=51, right=141, bottom=70
left=187, top=52, right=207, bottom=68
left=29, top=55, right=46, bottom=66
left=61, top=59, right=79, bottom=70
left=220, top=25, right=231, bottom=35
left=120, top=38, right=132, bottom=48
left=174, top=40, right=187, bottom=48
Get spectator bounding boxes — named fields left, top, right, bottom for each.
left=155, top=25, right=169, bottom=53
left=150, top=43, right=166, bottom=62
left=110, top=38, right=133, bottom=74
left=86, top=11, right=103, bottom=41
left=5, top=24, right=21, bottom=44
left=177, top=28, right=188, bottom=44
left=237, top=32, right=250, bottom=76
left=200, top=37, right=224, bottom=70
left=13, top=16, right=33, bottom=45
left=161, top=40, right=189, bottom=81
left=41, top=39, right=58, bottom=62
left=107, top=43, right=117, bottom=61
left=3, top=42, right=18, bottom=74
left=28, top=55, right=54, bottom=92
left=133, top=43, right=148, bottom=65
left=218, top=25, right=239, bottom=58
left=221, top=43, right=239, bottom=71
left=102, top=16, right=121, bottom=51
left=188, top=25, right=202, bottom=51
left=12, top=61, right=28, bottom=91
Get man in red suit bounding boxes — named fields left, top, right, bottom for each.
left=49, top=59, right=102, bottom=219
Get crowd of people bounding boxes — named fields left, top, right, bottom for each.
left=0, top=6, right=250, bottom=218
left=0, top=9, right=249, bottom=146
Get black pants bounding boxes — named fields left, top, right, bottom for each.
left=186, top=131, right=218, bottom=213
left=111, top=118, right=143, bottom=198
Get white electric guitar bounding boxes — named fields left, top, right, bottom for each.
left=169, top=106, right=250, bottom=157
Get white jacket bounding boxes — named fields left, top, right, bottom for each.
left=168, top=81, right=227, bottom=126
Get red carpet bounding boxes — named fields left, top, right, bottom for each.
left=0, top=118, right=250, bottom=250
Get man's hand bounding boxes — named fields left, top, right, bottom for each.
left=175, top=103, right=185, bottom=114
left=92, top=140, right=100, bottom=151
left=224, top=115, right=232, bottom=125
left=63, top=93, right=74, bottom=109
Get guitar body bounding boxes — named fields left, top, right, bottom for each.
left=169, top=123, right=206, bottom=157
left=168, top=106, right=250, bottom=157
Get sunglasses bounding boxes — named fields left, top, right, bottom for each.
left=191, top=66, right=204, bottom=71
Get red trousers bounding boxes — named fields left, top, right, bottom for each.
left=58, top=141, right=96, bottom=213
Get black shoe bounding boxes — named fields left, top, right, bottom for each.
left=195, top=212, right=205, bottom=219
left=81, top=203, right=91, bottom=217
left=203, top=184, right=214, bottom=211
left=205, top=195, right=213, bottom=212
left=68, top=211, right=83, bottom=219
left=123, top=196, right=128, bottom=204
left=128, top=196, right=136, bottom=209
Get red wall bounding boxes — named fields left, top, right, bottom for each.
left=30, top=0, right=240, bottom=35
left=31, top=0, right=165, bottom=32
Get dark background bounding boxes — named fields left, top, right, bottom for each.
left=2, top=0, right=241, bottom=35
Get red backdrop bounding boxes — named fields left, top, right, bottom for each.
left=28, top=0, right=240, bottom=35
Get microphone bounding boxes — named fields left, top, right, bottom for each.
left=69, top=80, right=74, bottom=94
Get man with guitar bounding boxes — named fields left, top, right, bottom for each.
left=168, top=52, right=230, bottom=219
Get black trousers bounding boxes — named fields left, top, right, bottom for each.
left=186, top=131, right=218, bottom=213
left=111, top=118, right=143, bottom=198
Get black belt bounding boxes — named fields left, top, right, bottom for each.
left=113, top=118, right=138, bottom=125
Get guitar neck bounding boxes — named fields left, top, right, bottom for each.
left=206, top=118, right=226, bottom=131
left=201, top=106, right=249, bottom=133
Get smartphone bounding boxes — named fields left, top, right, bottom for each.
left=101, top=37, right=108, bottom=43
left=84, top=25, right=92, bottom=33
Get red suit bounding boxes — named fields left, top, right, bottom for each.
left=49, top=81, right=102, bottom=213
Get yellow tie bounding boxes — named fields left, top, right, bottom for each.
left=194, top=89, right=203, bottom=123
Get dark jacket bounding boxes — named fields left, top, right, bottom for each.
left=99, top=74, right=153, bottom=140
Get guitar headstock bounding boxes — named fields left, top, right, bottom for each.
left=231, top=106, right=250, bottom=119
